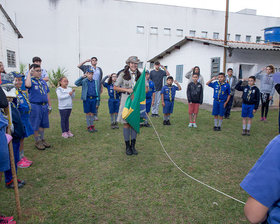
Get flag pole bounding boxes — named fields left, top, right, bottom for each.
left=5, top=99, right=22, bottom=219
left=223, top=0, right=229, bottom=73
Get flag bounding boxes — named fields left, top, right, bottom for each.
left=122, top=68, right=146, bottom=133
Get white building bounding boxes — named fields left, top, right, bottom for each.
left=0, top=4, right=23, bottom=73
left=148, top=36, right=280, bottom=105
left=1, top=0, right=280, bottom=84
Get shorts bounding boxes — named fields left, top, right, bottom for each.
left=242, top=103, right=255, bottom=118
left=83, top=97, right=97, bottom=114
left=30, top=103, right=49, bottom=131
left=212, top=100, right=225, bottom=116
left=146, top=98, right=152, bottom=113
left=20, top=113, right=34, bottom=137
left=108, top=98, right=120, bottom=114
left=188, top=103, right=200, bottom=114
left=0, top=127, right=10, bottom=172
left=163, top=100, right=174, bottom=114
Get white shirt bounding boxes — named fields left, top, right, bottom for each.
left=56, top=87, right=75, bottom=110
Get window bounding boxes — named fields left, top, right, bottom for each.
left=246, top=35, right=251, bottom=42
left=150, top=27, right=158, bottom=35
left=211, top=57, right=220, bottom=77
left=136, top=26, right=144, bottom=34
left=176, top=65, right=184, bottom=83
left=138, top=62, right=143, bottom=69
left=213, top=32, right=219, bottom=39
left=201, top=31, right=208, bottom=38
left=164, top=28, right=171, bottom=36
left=7, top=50, right=16, bottom=68
left=150, top=62, right=154, bottom=69
left=256, top=36, right=262, bottom=43
left=235, top=34, right=241, bottom=41
left=189, top=30, right=196, bottom=37
left=227, top=34, right=230, bottom=40
left=176, top=29, right=183, bottom=37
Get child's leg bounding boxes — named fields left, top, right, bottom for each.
left=264, top=98, right=270, bottom=118
left=65, top=109, right=71, bottom=132
left=89, top=113, right=95, bottom=126
left=247, top=118, right=252, bottom=130
left=86, top=113, right=91, bottom=127
left=19, top=138, right=24, bottom=160
left=242, top=118, right=247, bottom=130
left=34, top=130, right=40, bottom=142
left=123, top=123, right=131, bottom=141
left=189, top=113, right=193, bottom=123
left=39, top=127, right=45, bottom=140
left=167, top=113, right=171, bottom=120
left=110, top=113, right=114, bottom=124
left=59, top=109, right=67, bottom=133
left=114, top=113, right=118, bottom=123
left=214, top=115, right=218, bottom=127
left=218, top=116, right=223, bottom=127
left=193, top=113, right=197, bottom=123
left=163, top=113, right=168, bottom=121
left=4, top=141, right=20, bottom=184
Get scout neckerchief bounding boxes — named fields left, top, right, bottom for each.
left=168, top=85, right=172, bottom=102
left=217, top=81, right=222, bottom=101
left=226, top=76, right=233, bottom=87
left=247, top=85, right=254, bottom=102
left=16, top=88, right=31, bottom=113
left=31, top=77, right=46, bottom=95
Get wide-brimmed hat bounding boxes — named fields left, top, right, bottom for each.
left=126, top=56, right=140, bottom=65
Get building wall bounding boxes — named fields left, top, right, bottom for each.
left=2, top=0, right=280, bottom=84
left=0, top=9, right=20, bottom=73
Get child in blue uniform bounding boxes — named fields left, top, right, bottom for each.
left=235, top=76, right=260, bottom=136
left=240, top=134, right=280, bottom=224
left=5, top=100, right=26, bottom=189
left=13, top=72, right=33, bottom=168
left=25, top=64, right=52, bottom=150
left=101, top=73, right=120, bottom=129
left=161, top=76, right=182, bottom=125
left=75, top=68, right=99, bottom=132
left=206, top=73, right=231, bottom=131
left=144, top=71, right=155, bottom=127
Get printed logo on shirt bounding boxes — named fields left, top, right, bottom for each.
left=35, top=85, right=39, bottom=90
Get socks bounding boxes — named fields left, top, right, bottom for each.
left=20, top=150, right=24, bottom=160
left=39, top=130, right=44, bottom=140
left=86, top=115, right=91, bottom=127
left=247, top=124, right=251, bottom=130
left=90, top=115, right=94, bottom=126
left=218, top=119, right=223, bottom=127
left=110, top=114, right=114, bottom=124
left=164, top=115, right=168, bottom=121
left=131, top=128, right=137, bottom=140
left=167, top=115, right=170, bottom=120
left=243, top=124, right=246, bottom=130
left=115, top=114, right=118, bottom=122
left=214, top=119, right=218, bottom=127
left=123, top=127, right=130, bottom=141
left=35, top=136, right=40, bottom=142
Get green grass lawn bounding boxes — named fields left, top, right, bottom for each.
left=0, top=88, right=279, bottom=223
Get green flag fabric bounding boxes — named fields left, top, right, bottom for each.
left=122, top=68, right=146, bottom=133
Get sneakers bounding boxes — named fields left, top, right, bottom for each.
left=22, top=157, right=33, bottom=165
left=246, top=130, right=251, bottom=136
left=260, top=117, right=264, bottom=121
left=152, top=114, right=160, bottom=117
left=35, top=140, right=45, bottom=150
left=17, top=159, right=31, bottom=168
left=166, top=120, right=171, bottom=125
left=0, top=216, right=15, bottom=223
left=217, top=127, right=221, bottom=131
left=88, top=125, right=97, bottom=133
left=242, top=129, right=246, bottom=136
left=62, top=132, right=68, bottom=138
left=111, top=123, right=115, bottom=129
left=263, top=117, right=267, bottom=122
left=94, top=116, right=99, bottom=121
left=67, top=131, right=74, bottom=137
left=163, top=120, right=167, bottom=125
left=188, top=123, right=193, bottom=128
left=5, top=180, right=24, bottom=189
left=41, top=139, right=51, bottom=148
left=193, top=123, right=197, bottom=128
left=144, top=123, right=151, bottom=127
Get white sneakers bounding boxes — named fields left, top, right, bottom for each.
left=188, top=122, right=197, bottom=128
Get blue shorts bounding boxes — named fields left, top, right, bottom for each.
left=30, top=103, right=49, bottom=131
left=146, top=98, right=152, bottom=114
left=212, top=100, right=225, bottom=116
left=242, top=103, right=255, bottom=118
left=20, top=113, right=34, bottom=138
left=5, top=140, right=20, bottom=183
left=108, top=99, right=120, bottom=114
left=0, top=127, right=10, bottom=172
left=83, top=97, right=97, bottom=114
left=163, top=100, right=174, bottom=114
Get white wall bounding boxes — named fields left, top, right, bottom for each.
left=2, top=0, right=280, bottom=84
left=158, top=41, right=224, bottom=105
left=0, top=9, right=20, bottom=73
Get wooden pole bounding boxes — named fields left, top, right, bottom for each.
left=6, top=99, right=22, bottom=219
left=223, top=0, right=229, bottom=73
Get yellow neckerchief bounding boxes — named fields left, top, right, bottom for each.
left=16, top=88, right=32, bottom=113
left=31, top=77, right=46, bottom=95
left=217, top=81, right=222, bottom=100
left=247, top=85, right=254, bottom=102
left=168, top=85, right=172, bottom=101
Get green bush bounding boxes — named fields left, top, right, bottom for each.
left=19, top=63, right=27, bottom=74
left=49, top=67, right=67, bottom=87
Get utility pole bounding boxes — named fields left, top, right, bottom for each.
left=223, top=0, right=229, bottom=73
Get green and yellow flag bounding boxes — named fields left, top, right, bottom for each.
left=122, top=68, right=146, bottom=133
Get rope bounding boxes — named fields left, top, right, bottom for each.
left=146, top=114, right=246, bottom=205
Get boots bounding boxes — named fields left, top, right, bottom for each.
left=125, top=141, right=132, bottom=155
left=131, top=139, right=138, bottom=155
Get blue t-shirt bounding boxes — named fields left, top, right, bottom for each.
left=87, top=79, right=97, bottom=97
left=208, top=81, right=230, bottom=102
left=103, top=82, right=120, bottom=100
left=146, top=80, right=155, bottom=99
left=161, top=85, right=179, bottom=101
left=27, top=78, right=49, bottom=103
left=240, top=135, right=280, bottom=223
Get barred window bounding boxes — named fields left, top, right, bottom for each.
left=7, top=50, right=16, bottom=68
